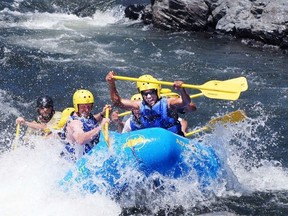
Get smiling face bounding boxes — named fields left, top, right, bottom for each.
left=141, top=89, right=158, bottom=106
left=77, top=103, right=93, bottom=118
left=38, top=106, right=53, bottom=121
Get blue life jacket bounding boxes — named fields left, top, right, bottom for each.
left=139, top=97, right=183, bottom=136
left=130, top=114, right=143, bottom=131
left=61, top=113, right=100, bottom=157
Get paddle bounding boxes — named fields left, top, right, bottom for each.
left=118, top=111, right=131, bottom=117
left=185, top=110, right=247, bottom=137
left=189, top=77, right=248, bottom=99
left=117, top=83, right=247, bottom=117
left=12, top=124, right=20, bottom=149
left=165, top=77, right=248, bottom=98
left=103, top=105, right=110, bottom=147
left=113, top=75, right=246, bottom=100
left=117, top=90, right=242, bottom=117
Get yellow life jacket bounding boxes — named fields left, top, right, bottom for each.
left=24, top=111, right=62, bottom=137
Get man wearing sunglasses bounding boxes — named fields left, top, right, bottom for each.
left=106, top=71, right=194, bottom=136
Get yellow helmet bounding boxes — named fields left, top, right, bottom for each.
left=130, top=93, right=142, bottom=101
left=160, top=88, right=171, bottom=94
left=136, top=75, right=161, bottom=97
left=73, top=89, right=94, bottom=112
left=160, top=88, right=180, bottom=98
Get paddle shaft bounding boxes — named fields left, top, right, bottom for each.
left=113, top=75, right=239, bottom=93
left=185, top=126, right=209, bottom=137
left=104, top=106, right=110, bottom=147
left=12, top=124, right=20, bottom=149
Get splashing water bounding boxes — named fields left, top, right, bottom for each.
left=0, top=137, right=121, bottom=216
left=1, top=102, right=287, bottom=215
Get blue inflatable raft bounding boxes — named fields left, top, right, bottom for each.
left=60, top=128, right=221, bottom=194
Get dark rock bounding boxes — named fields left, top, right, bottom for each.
left=125, top=0, right=288, bottom=49
left=124, top=4, right=146, bottom=20
left=52, top=0, right=115, bottom=17
left=152, top=0, right=209, bottom=31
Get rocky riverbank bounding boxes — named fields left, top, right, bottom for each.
left=125, top=0, right=288, bottom=50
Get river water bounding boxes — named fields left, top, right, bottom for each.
left=0, top=1, right=288, bottom=215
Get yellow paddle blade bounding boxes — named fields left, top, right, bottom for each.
left=185, top=110, right=247, bottom=137
left=189, top=77, right=248, bottom=99
left=186, top=77, right=247, bottom=100
left=56, top=107, right=75, bottom=129
left=193, top=80, right=241, bottom=100
left=222, top=77, right=248, bottom=92
left=12, top=124, right=20, bottom=149
left=113, top=75, right=244, bottom=100
left=208, top=110, right=247, bottom=125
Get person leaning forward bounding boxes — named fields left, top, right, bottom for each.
left=60, top=89, right=110, bottom=161
left=106, top=71, right=193, bottom=136
left=15, top=95, right=62, bottom=137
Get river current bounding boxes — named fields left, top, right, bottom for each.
left=0, top=1, right=288, bottom=215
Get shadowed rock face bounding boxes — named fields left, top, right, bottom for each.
left=125, top=0, right=288, bottom=49
left=152, top=0, right=210, bottom=31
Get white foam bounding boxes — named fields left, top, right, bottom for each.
left=1, top=7, right=124, bottom=30
left=0, top=139, right=121, bottom=216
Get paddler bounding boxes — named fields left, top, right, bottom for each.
left=106, top=71, right=194, bottom=136
left=111, top=93, right=143, bottom=133
left=111, top=93, right=193, bottom=135
left=15, top=95, right=62, bottom=137
left=60, top=89, right=110, bottom=160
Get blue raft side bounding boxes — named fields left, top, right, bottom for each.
left=59, top=128, right=221, bottom=193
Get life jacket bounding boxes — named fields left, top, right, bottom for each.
left=45, top=111, right=62, bottom=134
left=25, top=111, right=62, bottom=137
left=61, top=113, right=100, bottom=159
left=130, top=114, right=143, bottom=131
left=139, top=97, right=183, bottom=136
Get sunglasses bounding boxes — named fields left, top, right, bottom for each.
left=141, top=89, right=157, bottom=97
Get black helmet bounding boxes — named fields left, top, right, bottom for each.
left=36, top=96, right=54, bottom=108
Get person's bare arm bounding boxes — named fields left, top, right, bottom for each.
left=106, top=71, right=141, bottom=110
left=168, top=81, right=191, bottom=109
left=16, top=117, right=46, bottom=130
left=111, top=110, right=125, bottom=133
left=67, top=118, right=110, bottom=145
